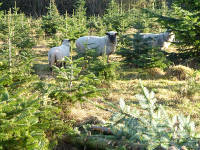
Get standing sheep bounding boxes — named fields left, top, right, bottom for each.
left=140, top=30, right=175, bottom=50
left=75, top=31, right=118, bottom=62
left=48, top=39, right=71, bottom=71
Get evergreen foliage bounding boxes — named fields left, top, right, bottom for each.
left=95, top=81, right=200, bottom=149
left=0, top=7, right=35, bottom=51
left=0, top=85, right=71, bottom=149
left=0, top=0, right=170, bottom=17
left=77, top=49, right=119, bottom=83
left=131, top=9, right=162, bottom=33
left=0, top=87, right=48, bottom=150
left=49, top=57, right=101, bottom=103
left=148, top=0, right=200, bottom=59
left=173, top=0, right=200, bottom=11
left=41, top=0, right=63, bottom=37
left=87, top=16, right=106, bottom=36
left=117, top=33, right=170, bottom=69
left=0, top=7, right=36, bottom=92
left=0, top=8, right=73, bottom=149
left=63, top=0, right=89, bottom=40
left=1, top=1, right=200, bottom=149
left=103, top=0, right=132, bottom=33
left=88, top=57, right=119, bottom=83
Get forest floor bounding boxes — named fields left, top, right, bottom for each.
left=32, top=41, right=200, bottom=130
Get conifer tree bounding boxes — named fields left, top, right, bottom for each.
left=150, top=0, right=200, bottom=59
left=0, top=82, right=71, bottom=149
left=117, top=33, right=169, bottom=69
left=0, top=7, right=36, bottom=92
left=49, top=57, right=101, bottom=103
left=98, top=81, right=200, bottom=149
left=41, top=0, right=63, bottom=37
left=0, top=8, right=72, bottom=148
left=63, top=0, right=88, bottom=40
left=103, top=0, right=131, bottom=33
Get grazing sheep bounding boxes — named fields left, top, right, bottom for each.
left=48, top=39, right=71, bottom=71
left=140, top=30, right=175, bottom=50
left=75, top=31, right=118, bottom=62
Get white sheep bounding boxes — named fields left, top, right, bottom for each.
left=140, top=30, right=175, bottom=50
left=75, top=31, right=118, bottom=62
left=48, top=39, right=71, bottom=71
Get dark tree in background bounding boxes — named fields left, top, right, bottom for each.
left=0, top=0, right=48, bottom=17
left=0, top=0, right=173, bottom=17
left=0, top=0, right=108, bottom=17
left=0, top=0, right=84, bottom=17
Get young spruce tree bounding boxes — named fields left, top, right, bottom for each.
left=117, top=33, right=169, bottom=69
left=152, top=0, right=200, bottom=59
left=49, top=57, right=101, bottom=103
left=64, top=0, right=88, bottom=40
left=41, top=0, right=63, bottom=37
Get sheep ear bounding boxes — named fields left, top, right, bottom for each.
left=167, top=29, right=172, bottom=32
left=105, top=32, right=109, bottom=35
left=115, top=32, right=118, bottom=35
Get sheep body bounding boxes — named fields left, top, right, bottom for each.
left=76, top=31, right=117, bottom=61
left=48, top=39, right=70, bottom=70
left=140, top=31, right=175, bottom=50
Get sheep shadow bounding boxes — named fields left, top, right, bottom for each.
left=118, top=65, right=156, bottom=81
left=33, top=63, right=52, bottom=79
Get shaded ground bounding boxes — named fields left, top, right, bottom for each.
left=33, top=45, right=53, bottom=79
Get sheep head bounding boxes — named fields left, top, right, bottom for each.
left=62, top=39, right=71, bottom=46
left=106, top=31, right=117, bottom=44
left=166, top=30, right=175, bottom=42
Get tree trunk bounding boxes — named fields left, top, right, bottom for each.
left=8, top=9, right=12, bottom=68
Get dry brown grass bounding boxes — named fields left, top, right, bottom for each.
left=165, top=65, right=195, bottom=80
left=69, top=101, right=111, bottom=125
left=146, top=68, right=165, bottom=79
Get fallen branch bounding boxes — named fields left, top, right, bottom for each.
left=90, top=126, right=113, bottom=135
left=62, top=135, right=147, bottom=150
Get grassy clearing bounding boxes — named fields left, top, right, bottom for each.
left=32, top=43, right=200, bottom=129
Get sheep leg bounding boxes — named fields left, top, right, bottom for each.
left=57, top=62, right=62, bottom=68
left=63, top=62, right=66, bottom=68
left=49, top=55, right=54, bottom=72
left=49, top=63, right=53, bottom=75
left=50, top=66, right=53, bottom=72
left=56, top=59, right=62, bottom=68
left=107, top=55, right=109, bottom=63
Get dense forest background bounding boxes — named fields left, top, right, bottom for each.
left=0, top=0, right=173, bottom=17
